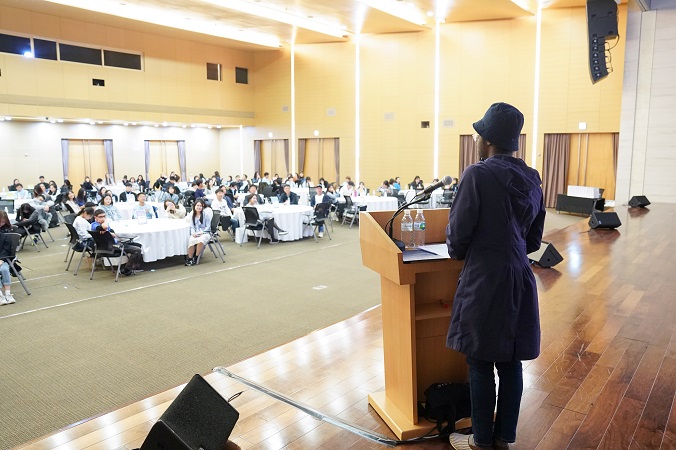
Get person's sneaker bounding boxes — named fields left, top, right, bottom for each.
left=270, top=240, right=279, bottom=244
left=449, top=433, right=483, bottom=450
left=5, top=294, right=16, bottom=304
left=185, top=259, right=194, bottom=266
left=121, top=268, right=133, bottom=276
left=0, top=294, right=7, bottom=306
left=278, top=230, right=288, bottom=236
left=318, top=231, right=324, bottom=238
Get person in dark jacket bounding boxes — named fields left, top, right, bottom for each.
left=447, top=103, right=545, bottom=450
left=278, top=184, right=299, bottom=205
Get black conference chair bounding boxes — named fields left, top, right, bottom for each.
left=241, top=207, right=266, bottom=248
left=194, top=210, right=226, bottom=265
left=1, top=233, right=30, bottom=295
left=87, top=230, right=127, bottom=282
left=303, top=202, right=332, bottom=243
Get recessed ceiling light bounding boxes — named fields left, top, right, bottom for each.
left=190, top=124, right=196, bottom=128
left=57, top=119, right=63, bottom=123
left=23, top=51, right=34, bottom=58
left=124, top=122, right=129, bottom=126
left=90, top=121, right=96, bottom=125
left=163, top=122, right=168, bottom=126
left=5, top=117, right=12, bottom=121
left=208, top=125, right=212, bottom=129
left=97, top=121, right=103, bottom=124
left=216, top=125, right=222, bottom=129
left=131, top=122, right=137, bottom=125
left=154, top=124, right=159, bottom=127
left=182, top=125, right=187, bottom=128
left=49, top=119, right=57, bottom=123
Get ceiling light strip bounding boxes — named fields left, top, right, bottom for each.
left=356, top=0, right=428, bottom=27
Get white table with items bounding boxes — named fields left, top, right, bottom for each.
left=111, top=218, right=190, bottom=262
left=115, top=202, right=167, bottom=220
left=352, top=196, right=398, bottom=212
left=233, top=204, right=314, bottom=243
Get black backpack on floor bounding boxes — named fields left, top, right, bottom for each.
left=419, top=382, right=471, bottom=436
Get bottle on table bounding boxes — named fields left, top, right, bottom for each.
left=413, top=209, right=426, bottom=248
left=401, top=210, right=414, bottom=249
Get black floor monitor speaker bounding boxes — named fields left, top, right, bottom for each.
left=628, top=195, right=651, bottom=208
left=589, top=211, right=621, bottom=229
left=140, top=374, right=239, bottom=450
left=528, top=242, right=563, bottom=268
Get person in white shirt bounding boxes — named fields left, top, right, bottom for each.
left=339, top=181, right=355, bottom=198
left=185, top=199, right=213, bottom=265
left=14, top=184, right=31, bottom=200
left=210, top=188, right=239, bottom=234
left=131, top=193, right=155, bottom=219
left=164, top=200, right=186, bottom=219
left=261, top=172, right=271, bottom=185
left=73, top=207, right=95, bottom=250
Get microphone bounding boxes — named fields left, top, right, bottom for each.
left=418, top=176, right=453, bottom=196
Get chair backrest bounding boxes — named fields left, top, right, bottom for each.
left=314, top=202, right=330, bottom=220
left=259, top=182, right=269, bottom=192
left=210, top=209, right=221, bottom=233
left=442, top=190, right=454, bottom=200
left=242, top=207, right=260, bottom=225
left=262, top=186, right=274, bottom=198
left=63, top=214, right=77, bottom=225
left=344, top=196, right=354, bottom=207
left=64, top=223, right=80, bottom=245
left=220, top=215, right=231, bottom=231
left=224, top=192, right=235, bottom=204
left=0, top=199, right=15, bottom=213
left=88, top=230, right=117, bottom=252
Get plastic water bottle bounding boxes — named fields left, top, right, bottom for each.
left=413, top=209, right=426, bottom=248
left=400, top=210, right=414, bottom=249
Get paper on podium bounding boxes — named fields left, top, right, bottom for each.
left=402, top=243, right=450, bottom=263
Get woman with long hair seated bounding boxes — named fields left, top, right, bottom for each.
left=164, top=200, right=186, bottom=219
left=64, top=191, right=81, bottom=214
left=99, top=194, right=122, bottom=222
left=185, top=199, right=212, bottom=266
left=167, top=185, right=180, bottom=204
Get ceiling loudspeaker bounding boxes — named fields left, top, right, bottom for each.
left=528, top=242, right=563, bottom=268
left=139, top=374, right=239, bottom=450
left=628, top=195, right=651, bottom=208
left=589, top=211, right=621, bottom=229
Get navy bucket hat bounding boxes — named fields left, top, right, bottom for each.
left=472, top=102, right=524, bottom=152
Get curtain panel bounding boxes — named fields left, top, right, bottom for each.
left=144, top=141, right=150, bottom=182
left=298, top=139, right=306, bottom=174
left=253, top=140, right=261, bottom=175
left=334, top=138, right=340, bottom=183
left=542, top=133, right=570, bottom=208
left=177, top=141, right=187, bottom=182
left=284, top=139, right=290, bottom=174
left=459, top=135, right=479, bottom=177
left=103, top=140, right=114, bottom=181
left=61, top=139, right=69, bottom=181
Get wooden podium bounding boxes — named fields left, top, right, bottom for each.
left=360, top=208, right=468, bottom=440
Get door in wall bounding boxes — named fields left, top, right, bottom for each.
left=148, top=141, right=180, bottom=183
left=260, top=139, right=288, bottom=178
left=568, top=133, right=617, bottom=200
left=303, top=138, right=338, bottom=185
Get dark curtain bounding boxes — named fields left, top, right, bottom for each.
left=61, top=139, right=69, bottom=180
left=284, top=139, right=290, bottom=174
left=298, top=139, right=306, bottom=174
left=254, top=140, right=261, bottom=175
left=542, top=133, right=570, bottom=208
left=144, top=140, right=150, bottom=182
left=103, top=140, right=114, bottom=180
left=514, top=134, right=526, bottom=161
left=177, top=141, right=187, bottom=181
left=334, top=138, right=340, bottom=183
left=459, top=135, right=479, bottom=177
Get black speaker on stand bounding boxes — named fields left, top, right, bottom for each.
left=589, top=211, right=622, bottom=229
left=528, top=242, right=564, bottom=268
left=139, top=374, right=239, bottom=450
left=628, top=195, right=651, bottom=208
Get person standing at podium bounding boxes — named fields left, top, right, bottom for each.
left=446, top=103, right=545, bottom=450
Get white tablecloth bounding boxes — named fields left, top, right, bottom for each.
left=111, top=219, right=190, bottom=262
left=104, top=185, right=127, bottom=197
left=115, top=202, right=167, bottom=220
left=233, top=204, right=314, bottom=242
left=290, top=187, right=311, bottom=206
left=353, top=196, right=398, bottom=212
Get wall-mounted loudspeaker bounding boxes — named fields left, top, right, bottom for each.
left=139, top=374, right=239, bottom=450
left=528, top=242, right=563, bottom=268
left=586, top=0, right=618, bottom=84
left=628, top=195, right=651, bottom=208
left=589, top=211, right=621, bottom=229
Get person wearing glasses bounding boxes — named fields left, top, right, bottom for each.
left=446, top=103, right=545, bottom=450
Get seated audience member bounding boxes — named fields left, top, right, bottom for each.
left=393, top=177, right=402, bottom=190
left=261, top=172, right=271, bottom=184
left=75, top=188, right=88, bottom=207
left=32, top=195, right=53, bottom=231
left=357, top=181, right=368, bottom=197
left=310, top=185, right=332, bottom=238
left=0, top=231, right=17, bottom=305
left=244, top=185, right=263, bottom=206
left=129, top=177, right=139, bottom=191
left=305, top=176, right=314, bottom=187
left=60, top=179, right=73, bottom=194
left=119, top=183, right=136, bottom=203
left=340, top=176, right=352, bottom=189
left=210, top=189, right=239, bottom=233
left=379, top=180, right=392, bottom=196
left=278, top=184, right=299, bottom=205
left=339, top=180, right=356, bottom=197
left=33, top=183, right=46, bottom=199
left=72, top=207, right=95, bottom=250
left=99, top=194, right=122, bottom=222
left=14, top=183, right=31, bottom=200
left=271, top=177, right=283, bottom=194
left=8, top=179, right=20, bottom=191
left=14, top=203, right=42, bottom=237
left=95, top=178, right=105, bottom=189
left=0, top=210, right=12, bottom=233
left=240, top=174, right=251, bottom=191
left=243, top=196, right=288, bottom=244
left=166, top=185, right=180, bottom=204
left=95, top=186, right=108, bottom=203
left=132, top=193, right=155, bottom=219
left=185, top=199, right=213, bottom=266
left=152, top=181, right=170, bottom=202
left=164, top=200, right=187, bottom=219
left=194, top=181, right=206, bottom=199
left=91, top=209, right=143, bottom=276
left=409, top=175, right=424, bottom=190
left=82, top=176, right=95, bottom=192
left=137, top=175, right=147, bottom=192
left=64, top=191, right=81, bottom=214
left=251, top=172, right=261, bottom=185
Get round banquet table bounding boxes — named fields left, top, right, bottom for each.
left=352, top=196, right=398, bottom=211
left=290, top=187, right=310, bottom=206
left=232, top=204, right=314, bottom=243
left=111, top=218, right=190, bottom=262
left=104, top=185, right=127, bottom=198
left=115, top=202, right=167, bottom=220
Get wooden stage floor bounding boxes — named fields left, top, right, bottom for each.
left=19, top=204, right=676, bottom=450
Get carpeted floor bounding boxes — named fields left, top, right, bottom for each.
left=0, top=208, right=583, bottom=449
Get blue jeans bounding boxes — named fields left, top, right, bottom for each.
left=467, top=356, right=523, bottom=447
left=0, top=261, right=10, bottom=287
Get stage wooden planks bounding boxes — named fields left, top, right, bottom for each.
left=19, top=205, right=676, bottom=450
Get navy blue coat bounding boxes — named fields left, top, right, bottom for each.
left=446, top=155, right=545, bottom=362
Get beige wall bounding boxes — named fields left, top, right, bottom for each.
left=0, top=4, right=256, bottom=126
left=1, top=3, right=629, bottom=193
left=0, top=121, right=220, bottom=185
left=617, top=2, right=676, bottom=204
